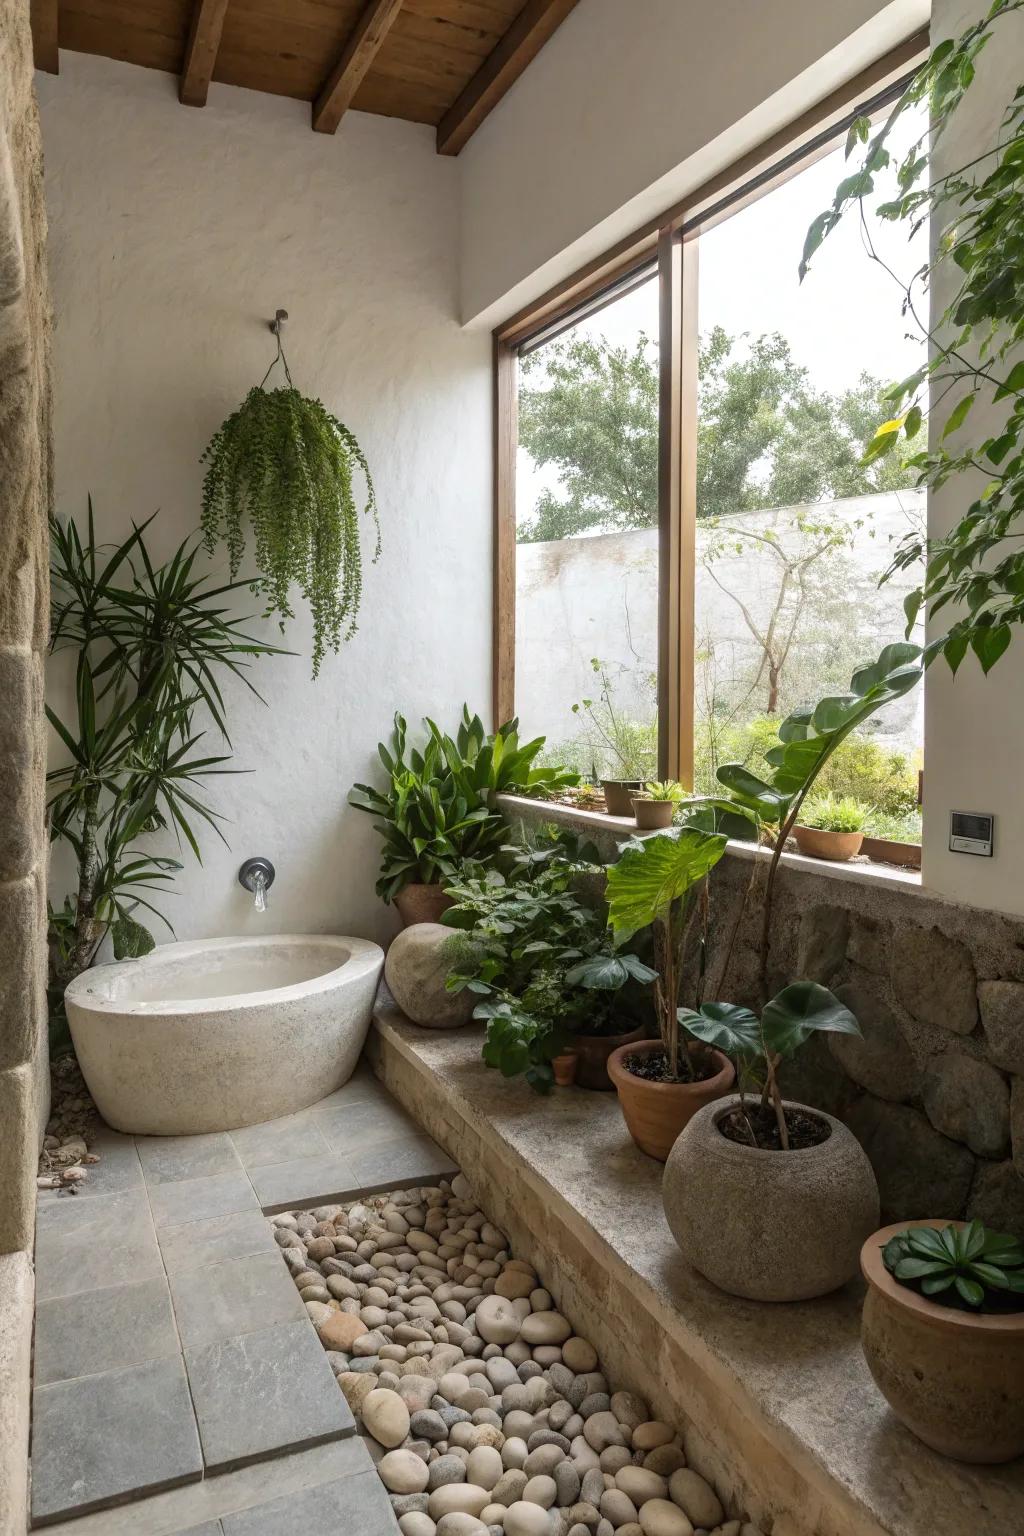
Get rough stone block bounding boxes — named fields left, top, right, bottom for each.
left=775, top=1032, right=858, bottom=1120
left=890, top=926, right=977, bottom=1035
left=921, top=1052, right=1010, bottom=1159
left=845, top=1097, right=975, bottom=1222
left=0, top=872, right=44, bottom=1074
left=830, top=975, right=918, bottom=1103
left=846, top=914, right=891, bottom=976
left=978, top=980, right=1024, bottom=1074
left=0, top=646, right=44, bottom=882
left=796, top=906, right=848, bottom=986
left=0, top=1250, right=32, bottom=1536
left=1013, top=1078, right=1024, bottom=1177
left=966, top=1158, right=1024, bottom=1236
left=0, top=1062, right=36, bottom=1254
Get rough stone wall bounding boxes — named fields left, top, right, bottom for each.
left=0, top=0, right=52, bottom=1257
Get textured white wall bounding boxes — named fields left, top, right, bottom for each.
left=458, top=0, right=930, bottom=328
left=37, top=54, right=492, bottom=949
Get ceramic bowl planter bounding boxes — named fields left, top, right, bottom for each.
left=393, top=882, right=454, bottom=927
left=663, top=1095, right=880, bottom=1300
left=860, top=1221, right=1024, bottom=1463
left=601, top=779, right=644, bottom=817
left=571, top=1023, right=647, bottom=1091
left=632, top=798, right=675, bottom=831
left=607, top=1039, right=734, bottom=1161
left=792, top=824, right=864, bottom=861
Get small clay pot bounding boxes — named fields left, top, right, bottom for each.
left=552, top=1052, right=579, bottom=1087
left=393, top=883, right=454, bottom=927
left=601, top=779, right=644, bottom=817
left=792, top=825, right=864, bottom=862
left=570, top=1022, right=647, bottom=1091
left=632, top=798, right=675, bottom=831
left=861, top=1220, right=1024, bottom=1463
left=607, top=1038, right=734, bottom=1161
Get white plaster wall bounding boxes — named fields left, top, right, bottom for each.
left=921, top=0, right=1024, bottom=916
left=37, top=54, right=491, bottom=949
left=459, top=0, right=930, bottom=328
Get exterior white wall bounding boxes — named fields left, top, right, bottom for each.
left=921, top=0, right=1024, bottom=915
left=37, top=54, right=492, bottom=949
left=459, top=0, right=929, bottom=328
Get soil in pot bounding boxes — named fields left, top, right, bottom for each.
left=393, top=883, right=454, bottom=927
left=632, top=798, right=675, bottom=831
left=608, top=1039, right=734, bottom=1161
left=718, top=1101, right=831, bottom=1152
left=570, top=1021, right=647, bottom=1091
left=601, top=779, right=644, bottom=817
left=792, top=825, right=864, bottom=861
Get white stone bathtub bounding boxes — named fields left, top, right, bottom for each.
left=65, top=935, right=384, bottom=1135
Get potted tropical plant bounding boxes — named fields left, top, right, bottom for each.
left=860, top=1219, right=1024, bottom=1463
left=793, top=793, right=868, bottom=861
left=602, top=827, right=736, bottom=1158
left=631, top=780, right=685, bottom=831
left=661, top=988, right=879, bottom=1300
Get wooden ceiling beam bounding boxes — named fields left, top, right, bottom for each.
left=180, top=0, right=230, bottom=108
left=313, top=0, right=406, bottom=135
left=30, top=0, right=59, bottom=74
left=436, top=0, right=580, bottom=157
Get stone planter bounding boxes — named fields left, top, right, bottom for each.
left=570, top=1022, right=647, bottom=1090
left=607, top=1039, right=734, bottom=1161
left=393, top=882, right=454, bottom=927
left=861, top=834, right=921, bottom=869
left=663, top=1095, right=880, bottom=1300
left=793, top=824, right=864, bottom=861
left=601, top=779, right=644, bottom=817
left=384, top=922, right=476, bottom=1028
left=632, top=798, right=675, bottom=830
left=860, top=1220, right=1024, bottom=1463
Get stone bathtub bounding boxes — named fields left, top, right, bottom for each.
left=65, top=934, right=385, bottom=1135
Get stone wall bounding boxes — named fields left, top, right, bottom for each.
left=0, top=0, right=52, bottom=1258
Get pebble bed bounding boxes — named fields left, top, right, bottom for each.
left=272, top=1173, right=766, bottom=1536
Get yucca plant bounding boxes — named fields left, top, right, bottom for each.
left=47, top=503, right=280, bottom=1041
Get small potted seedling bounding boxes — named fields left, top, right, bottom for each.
left=631, top=780, right=686, bottom=830
left=860, top=1218, right=1024, bottom=1463
left=793, top=793, right=868, bottom=862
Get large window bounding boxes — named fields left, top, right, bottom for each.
left=499, top=39, right=928, bottom=847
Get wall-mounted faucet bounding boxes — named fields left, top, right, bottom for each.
left=238, top=857, right=275, bottom=913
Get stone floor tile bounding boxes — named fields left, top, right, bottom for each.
left=34, top=1275, right=179, bottom=1386
left=45, top=1131, right=144, bottom=1199
left=348, top=1134, right=458, bottom=1192
left=36, top=1229, right=165, bottom=1303
left=220, top=1471, right=398, bottom=1535
left=185, top=1319, right=354, bottom=1471
left=31, top=1356, right=202, bottom=1524
left=308, top=1067, right=390, bottom=1112
left=137, top=1133, right=243, bottom=1186
left=157, top=1208, right=278, bottom=1276
left=148, top=1170, right=258, bottom=1230
left=177, top=1526, right=223, bottom=1536
left=229, top=1114, right=331, bottom=1171
left=35, top=1185, right=153, bottom=1255
left=247, top=1153, right=360, bottom=1211
left=311, top=1096, right=421, bottom=1155
left=169, top=1250, right=305, bottom=1349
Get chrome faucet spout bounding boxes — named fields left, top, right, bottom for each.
left=252, top=870, right=268, bottom=913
left=238, top=857, right=275, bottom=911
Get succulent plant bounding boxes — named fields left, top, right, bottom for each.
left=883, top=1220, right=1024, bottom=1310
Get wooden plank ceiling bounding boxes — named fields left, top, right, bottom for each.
left=30, top=0, right=580, bottom=152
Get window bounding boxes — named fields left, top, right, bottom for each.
left=495, top=34, right=928, bottom=846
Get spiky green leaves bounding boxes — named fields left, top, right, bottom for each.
left=200, top=386, right=379, bottom=678
left=882, top=1220, right=1024, bottom=1311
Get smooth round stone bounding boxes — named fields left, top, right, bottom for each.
left=532, top=1345, right=563, bottom=1368
left=379, top=1450, right=431, bottom=1494
left=503, top=1502, right=554, bottom=1536
left=398, top=1515, right=436, bottom=1536
left=639, top=1498, right=693, bottom=1536
left=400, top=1376, right=439, bottom=1414
left=501, top=1437, right=528, bottom=1470
left=504, top=1410, right=536, bottom=1441
left=305, top=1301, right=332, bottom=1325
left=363, top=1388, right=411, bottom=1449
left=523, top=1444, right=565, bottom=1477
left=465, top=1445, right=503, bottom=1491
left=583, top=1412, right=625, bottom=1452
left=411, top=1410, right=449, bottom=1444
left=466, top=1424, right=505, bottom=1451
left=495, top=1268, right=535, bottom=1301
left=529, top=1289, right=552, bottom=1312
left=561, top=1337, right=598, bottom=1373
left=428, top=1484, right=491, bottom=1520
left=475, top=1295, right=522, bottom=1346
left=633, top=1422, right=674, bottom=1451
left=553, top=1460, right=581, bottom=1506
left=520, top=1311, right=572, bottom=1347
left=392, top=1494, right=431, bottom=1517
left=338, top=1372, right=378, bottom=1412
left=429, top=1455, right=469, bottom=1491
left=668, top=1469, right=724, bottom=1529
left=570, top=1438, right=600, bottom=1471
left=491, top=1468, right=528, bottom=1506
left=522, top=1473, right=557, bottom=1509
left=435, top=1517, right=487, bottom=1536
left=580, top=1468, right=606, bottom=1507
left=579, top=1393, right=611, bottom=1420
left=599, top=1446, right=632, bottom=1475
left=616, top=1467, right=669, bottom=1504
left=643, top=1445, right=687, bottom=1476
left=485, top=1357, right=519, bottom=1392
left=602, top=1489, right=639, bottom=1526
left=610, top=1392, right=649, bottom=1430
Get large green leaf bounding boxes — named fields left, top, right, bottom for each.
left=564, top=952, right=658, bottom=990
left=760, top=981, right=860, bottom=1057
left=605, top=827, right=727, bottom=934
left=678, top=1002, right=761, bottom=1056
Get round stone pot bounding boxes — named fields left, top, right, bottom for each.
left=792, top=825, right=864, bottom=862
left=393, top=882, right=454, bottom=927
left=663, top=1095, right=880, bottom=1300
left=608, top=1039, right=735, bottom=1161
left=601, top=779, right=644, bottom=816
left=632, top=798, right=675, bottom=830
left=861, top=1220, right=1024, bottom=1463
left=570, top=1022, right=647, bottom=1091
left=383, top=922, right=476, bottom=1029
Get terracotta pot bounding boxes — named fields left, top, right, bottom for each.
left=393, top=883, right=454, bottom=927
left=570, top=1022, right=647, bottom=1091
left=601, top=779, right=644, bottom=817
left=607, top=1039, right=734, bottom=1161
left=552, top=1052, right=579, bottom=1087
left=632, top=798, right=675, bottom=830
left=792, top=824, right=864, bottom=861
left=861, top=1220, right=1024, bottom=1463
left=861, top=834, right=922, bottom=870
left=663, top=1095, right=880, bottom=1300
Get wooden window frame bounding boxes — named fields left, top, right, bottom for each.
left=492, top=29, right=929, bottom=783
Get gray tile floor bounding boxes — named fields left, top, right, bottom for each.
left=30, top=1062, right=452, bottom=1530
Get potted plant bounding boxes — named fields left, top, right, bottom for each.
left=631, top=780, right=685, bottom=831
left=602, top=827, right=736, bottom=1158
left=793, top=793, right=868, bottom=861
left=661, top=987, right=879, bottom=1300
left=860, top=1219, right=1024, bottom=1463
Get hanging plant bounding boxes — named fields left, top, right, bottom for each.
left=200, top=317, right=380, bottom=677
